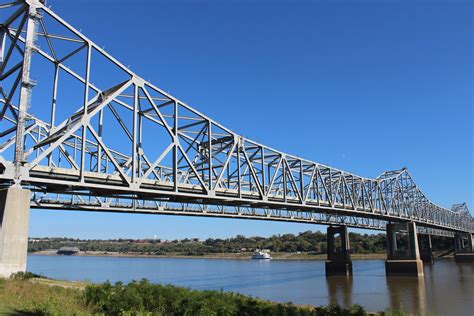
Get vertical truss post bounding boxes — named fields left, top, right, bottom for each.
left=132, top=84, right=138, bottom=184
left=237, top=137, right=241, bottom=198
left=283, top=157, right=287, bottom=202
left=48, top=63, right=59, bottom=166
left=137, top=108, right=143, bottom=178
left=299, top=162, right=304, bottom=202
left=261, top=148, right=266, bottom=195
left=97, top=108, right=103, bottom=173
left=80, top=44, right=91, bottom=183
left=208, top=120, right=212, bottom=191
left=173, top=101, right=178, bottom=192
left=0, top=29, right=6, bottom=69
left=13, top=2, right=39, bottom=185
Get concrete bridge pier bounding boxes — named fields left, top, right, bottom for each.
left=0, top=188, right=31, bottom=278
left=418, top=234, right=434, bottom=264
left=325, top=225, right=352, bottom=276
left=385, top=222, right=423, bottom=276
left=454, top=233, right=474, bottom=263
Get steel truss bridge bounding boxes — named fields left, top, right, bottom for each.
left=0, top=0, right=472, bottom=237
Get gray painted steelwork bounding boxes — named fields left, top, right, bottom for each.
left=0, top=0, right=472, bottom=235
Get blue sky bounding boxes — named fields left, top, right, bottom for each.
left=29, top=0, right=473, bottom=239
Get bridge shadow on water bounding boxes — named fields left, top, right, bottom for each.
left=326, top=272, right=427, bottom=314
left=326, top=276, right=354, bottom=307
left=385, top=276, right=426, bottom=315
left=326, top=260, right=474, bottom=315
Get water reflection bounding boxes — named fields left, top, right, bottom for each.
left=386, top=276, right=426, bottom=315
left=424, top=261, right=434, bottom=277
left=327, top=274, right=428, bottom=315
left=326, top=276, right=353, bottom=307
left=456, top=263, right=474, bottom=294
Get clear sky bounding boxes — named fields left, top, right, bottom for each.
left=28, top=0, right=473, bottom=240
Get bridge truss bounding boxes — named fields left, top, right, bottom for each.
left=0, top=0, right=472, bottom=236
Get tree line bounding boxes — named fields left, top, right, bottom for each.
left=28, top=230, right=453, bottom=256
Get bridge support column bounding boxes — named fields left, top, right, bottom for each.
left=454, top=233, right=474, bottom=263
left=325, top=225, right=352, bottom=276
left=418, top=234, right=434, bottom=264
left=385, top=222, right=423, bottom=276
left=0, top=188, right=30, bottom=278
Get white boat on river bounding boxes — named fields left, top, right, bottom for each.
left=251, top=249, right=272, bottom=259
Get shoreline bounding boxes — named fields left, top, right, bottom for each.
left=30, top=250, right=388, bottom=260
left=1, top=277, right=386, bottom=315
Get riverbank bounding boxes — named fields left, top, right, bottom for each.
left=32, top=250, right=388, bottom=260
left=0, top=274, right=403, bottom=315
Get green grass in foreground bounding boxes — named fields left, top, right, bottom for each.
left=0, top=273, right=407, bottom=316
left=0, top=274, right=88, bottom=315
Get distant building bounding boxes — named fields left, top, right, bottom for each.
left=57, top=247, right=80, bottom=255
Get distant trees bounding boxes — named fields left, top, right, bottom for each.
left=349, top=233, right=386, bottom=254
left=28, top=231, right=452, bottom=255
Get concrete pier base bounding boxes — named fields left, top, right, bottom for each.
left=454, top=233, right=473, bottom=263
left=454, top=253, right=474, bottom=263
left=418, top=234, right=434, bottom=264
left=0, top=188, right=31, bottom=278
left=385, top=222, right=423, bottom=277
left=385, top=260, right=424, bottom=276
left=325, top=260, right=353, bottom=276
left=325, top=225, right=352, bottom=276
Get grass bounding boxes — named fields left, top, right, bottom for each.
left=0, top=276, right=89, bottom=315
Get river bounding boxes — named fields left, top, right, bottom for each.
left=27, top=255, right=473, bottom=315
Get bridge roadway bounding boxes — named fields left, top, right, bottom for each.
left=0, top=0, right=473, bottom=277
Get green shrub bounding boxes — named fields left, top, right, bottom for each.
left=85, top=278, right=368, bottom=316
left=10, top=271, right=45, bottom=280
left=382, top=309, right=408, bottom=316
